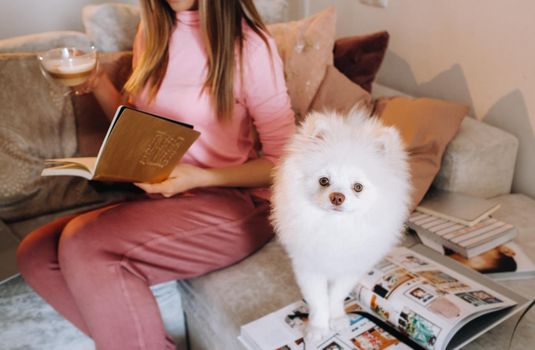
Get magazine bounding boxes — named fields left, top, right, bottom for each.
left=239, top=245, right=532, bottom=350
left=444, top=242, right=535, bottom=281
left=407, top=211, right=516, bottom=258
left=416, top=189, right=501, bottom=227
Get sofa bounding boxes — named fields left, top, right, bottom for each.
left=1, top=3, right=534, bottom=350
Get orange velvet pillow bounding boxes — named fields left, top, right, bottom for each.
left=308, top=65, right=371, bottom=119
left=334, top=31, right=389, bottom=92
left=375, top=97, right=468, bottom=211
left=268, top=6, right=336, bottom=121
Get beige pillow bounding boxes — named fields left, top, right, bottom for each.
left=268, top=6, right=336, bottom=121
left=375, top=97, right=468, bottom=211
left=309, top=65, right=371, bottom=119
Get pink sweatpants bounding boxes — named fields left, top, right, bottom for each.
left=16, top=187, right=273, bottom=350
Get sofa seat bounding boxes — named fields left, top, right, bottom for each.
left=178, top=193, right=535, bottom=350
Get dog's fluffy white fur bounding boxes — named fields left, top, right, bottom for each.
left=271, top=109, right=411, bottom=342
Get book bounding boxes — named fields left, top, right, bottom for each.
left=407, top=211, right=516, bottom=259
left=416, top=189, right=501, bottom=227
left=239, top=244, right=532, bottom=350
left=42, top=106, right=200, bottom=183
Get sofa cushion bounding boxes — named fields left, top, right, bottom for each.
left=82, top=3, right=140, bottom=52
left=267, top=6, right=336, bottom=122
left=0, top=53, right=137, bottom=222
left=374, top=96, right=468, bottom=211
left=334, top=31, right=390, bottom=92
left=309, top=65, right=372, bottom=116
left=432, top=117, right=519, bottom=198
left=179, top=239, right=300, bottom=349
left=253, top=0, right=289, bottom=23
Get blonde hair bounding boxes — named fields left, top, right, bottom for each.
left=124, top=0, right=270, bottom=122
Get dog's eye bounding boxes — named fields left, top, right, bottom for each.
left=353, top=183, right=364, bottom=192
left=319, top=177, right=330, bottom=187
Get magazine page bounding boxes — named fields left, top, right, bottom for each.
left=240, top=298, right=412, bottom=350
left=353, top=247, right=517, bottom=350
left=445, top=242, right=535, bottom=281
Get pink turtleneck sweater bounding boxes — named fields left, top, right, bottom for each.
left=133, top=11, right=295, bottom=180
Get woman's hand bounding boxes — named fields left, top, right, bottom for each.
left=134, top=163, right=212, bottom=198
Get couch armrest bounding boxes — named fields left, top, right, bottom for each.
left=433, top=117, right=518, bottom=198
left=372, top=83, right=518, bottom=198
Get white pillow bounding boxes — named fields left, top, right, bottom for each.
left=253, top=0, right=288, bottom=23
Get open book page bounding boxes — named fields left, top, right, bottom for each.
left=40, top=106, right=200, bottom=183
left=240, top=299, right=412, bottom=350
left=353, top=247, right=516, bottom=350
left=45, top=157, right=96, bottom=171
left=42, top=157, right=97, bottom=179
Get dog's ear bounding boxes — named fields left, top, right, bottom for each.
left=374, top=126, right=403, bottom=155
left=345, top=104, right=373, bottom=127
left=300, top=112, right=332, bottom=140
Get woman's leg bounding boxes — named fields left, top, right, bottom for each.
left=16, top=208, right=114, bottom=336
left=54, top=188, right=272, bottom=350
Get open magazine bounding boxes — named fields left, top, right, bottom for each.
left=239, top=245, right=532, bottom=350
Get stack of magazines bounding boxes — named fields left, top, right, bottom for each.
left=239, top=245, right=531, bottom=350
left=408, top=189, right=515, bottom=258
left=408, top=189, right=535, bottom=281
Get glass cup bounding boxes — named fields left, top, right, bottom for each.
left=37, top=44, right=98, bottom=95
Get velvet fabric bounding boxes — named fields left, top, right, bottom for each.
left=308, top=65, right=372, bottom=119
left=374, top=96, right=468, bottom=211
left=334, top=31, right=390, bottom=92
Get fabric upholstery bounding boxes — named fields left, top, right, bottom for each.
left=0, top=31, right=91, bottom=53
left=82, top=3, right=140, bottom=52
left=374, top=96, right=468, bottom=211
left=267, top=6, right=336, bottom=121
left=0, top=53, right=135, bottom=222
left=308, top=65, right=372, bottom=119
left=334, top=31, right=390, bottom=92
left=433, top=117, right=518, bottom=198
left=80, top=1, right=290, bottom=52
left=371, top=83, right=518, bottom=199
left=179, top=239, right=300, bottom=350
left=252, top=0, right=289, bottom=23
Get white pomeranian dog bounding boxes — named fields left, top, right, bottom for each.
left=271, top=109, right=411, bottom=343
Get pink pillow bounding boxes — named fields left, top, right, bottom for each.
left=267, top=7, right=336, bottom=121
left=309, top=65, right=372, bottom=119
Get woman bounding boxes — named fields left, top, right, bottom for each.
left=16, top=0, right=295, bottom=349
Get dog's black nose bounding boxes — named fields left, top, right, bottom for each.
left=329, top=192, right=345, bottom=206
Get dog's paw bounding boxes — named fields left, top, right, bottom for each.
left=329, top=314, right=351, bottom=332
left=304, top=325, right=331, bottom=346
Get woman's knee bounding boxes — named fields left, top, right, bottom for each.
left=16, top=223, right=62, bottom=279
left=58, top=214, right=106, bottom=264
